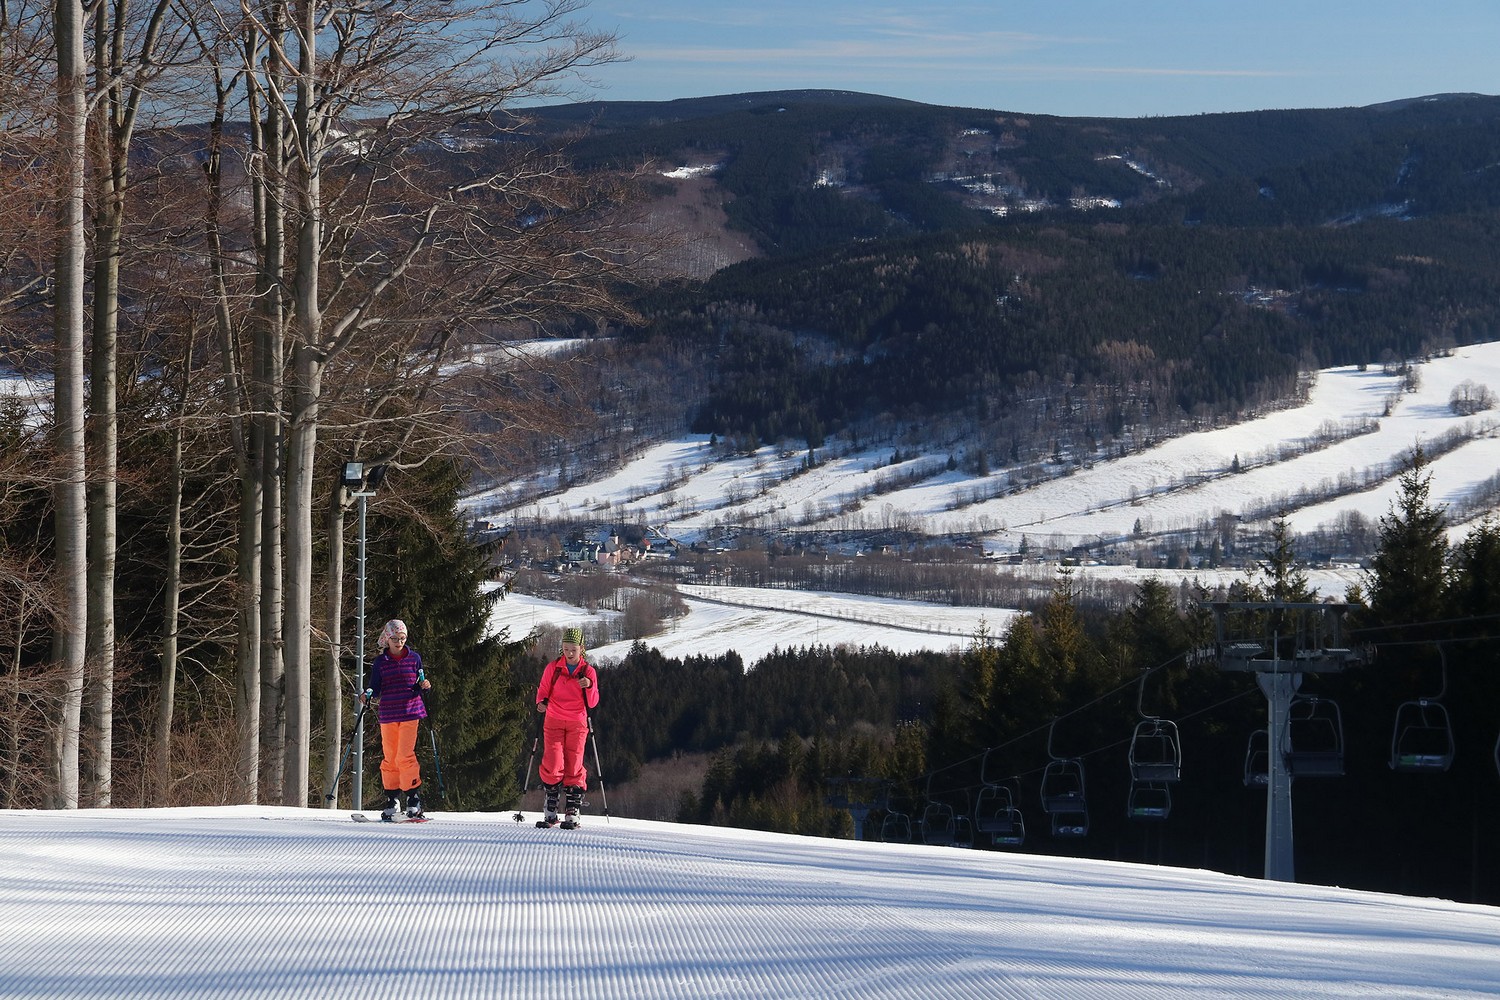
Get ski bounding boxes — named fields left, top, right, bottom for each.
left=535, top=817, right=558, bottom=829
left=351, top=812, right=430, bottom=824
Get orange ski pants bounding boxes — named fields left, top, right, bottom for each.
left=379, top=719, right=422, bottom=792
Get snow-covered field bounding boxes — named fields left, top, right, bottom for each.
left=487, top=566, right=1362, bottom=666
left=471, top=343, right=1500, bottom=552
left=489, top=585, right=1021, bottom=663
left=8, top=805, right=1499, bottom=1000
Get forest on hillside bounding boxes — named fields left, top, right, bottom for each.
left=624, top=215, right=1500, bottom=463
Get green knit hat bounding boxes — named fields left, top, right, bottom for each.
left=562, top=626, right=585, bottom=649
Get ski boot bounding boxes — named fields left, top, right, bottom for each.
left=405, top=789, right=423, bottom=819
left=380, top=790, right=402, bottom=822
left=560, top=785, right=584, bottom=829
left=536, top=782, right=561, bottom=828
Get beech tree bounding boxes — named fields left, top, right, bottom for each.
left=82, top=0, right=193, bottom=808
left=46, top=0, right=89, bottom=810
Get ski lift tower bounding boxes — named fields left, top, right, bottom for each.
left=1206, top=601, right=1364, bottom=883
left=825, top=777, right=886, bottom=841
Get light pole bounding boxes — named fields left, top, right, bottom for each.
left=341, top=460, right=387, bottom=810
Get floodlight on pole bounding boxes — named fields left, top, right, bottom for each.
left=345, top=460, right=386, bottom=810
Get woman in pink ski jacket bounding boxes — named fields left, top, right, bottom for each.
left=534, top=626, right=599, bottom=826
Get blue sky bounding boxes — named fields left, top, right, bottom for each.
left=585, top=1, right=1497, bottom=117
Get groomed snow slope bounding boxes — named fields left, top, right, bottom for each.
left=6, top=806, right=1500, bottom=999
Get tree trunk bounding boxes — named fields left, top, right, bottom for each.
left=49, top=0, right=89, bottom=810
left=324, top=491, right=346, bottom=807
left=4, top=592, right=28, bottom=805
left=154, top=378, right=185, bottom=805
left=274, top=0, right=323, bottom=806
left=84, top=167, right=120, bottom=810
left=82, top=0, right=178, bottom=811
left=204, top=60, right=265, bottom=804
left=282, top=364, right=320, bottom=806
left=247, top=3, right=289, bottom=801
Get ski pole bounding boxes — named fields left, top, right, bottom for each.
left=512, top=708, right=544, bottom=822
left=586, top=709, right=609, bottom=822
left=426, top=722, right=445, bottom=800
left=324, top=690, right=373, bottom=804
left=416, top=671, right=446, bottom=802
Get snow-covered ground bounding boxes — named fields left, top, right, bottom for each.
left=8, top=805, right=1500, bottom=999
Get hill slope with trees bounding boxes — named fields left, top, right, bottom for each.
left=489, top=91, right=1500, bottom=485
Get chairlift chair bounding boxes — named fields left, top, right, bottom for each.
left=1283, top=695, right=1344, bottom=778
left=1129, top=718, right=1183, bottom=783
left=878, top=802, right=912, bottom=843
left=1050, top=808, right=1089, bottom=838
left=1390, top=699, right=1455, bottom=772
left=1126, top=781, right=1172, bottom=821
left=978, top=791, right=1027, bottom=847
left=1040, top=758, right=1087, bottom=813
left=1129, top=669, right=1183, bottom=783
left=991, top=808, right=1026, bottom=848
left=920, top=801, right=956, bottom=847
left=1041, top=718, right=1089, bottom=815
left=974, top=758, right=1027, bottom=847
left=1243, top=728, right=1270, bottom=788
left=974, top=783, right=1016, bottom=833
left=1389, top=647, right=1456, bottom=773
left=954, top=813, right=975, bottom=849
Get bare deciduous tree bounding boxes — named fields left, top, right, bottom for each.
left=229, top=0, right=629, bottom=803
left=82, top=0, right=194, bottom=808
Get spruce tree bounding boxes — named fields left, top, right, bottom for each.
left=1117, top=577, right=1188, bottom=675
left=1446, top=516, right=1500, bottom=623
left=1255, top=515, right=1314, bottom=604
left=1365, top=448, right=1449, bottom=640
left=952, top=622, right=1002, bottom=759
